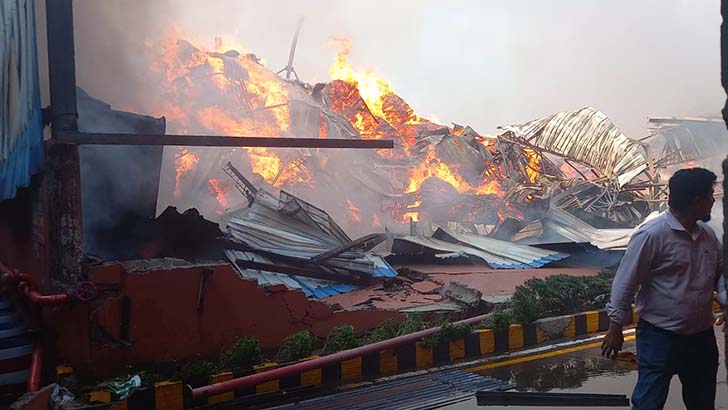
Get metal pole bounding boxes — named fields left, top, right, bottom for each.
left=286, top=17, right=303, bottom=80
left=45, top=0, right=82, bottom=283
left=52, top=131, right=394, bottom=149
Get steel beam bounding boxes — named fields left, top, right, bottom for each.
left=52, top=131, right=394, bottom=149
left=476, top=391, right=630, bottom=407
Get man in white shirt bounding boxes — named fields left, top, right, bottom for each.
left=602, top=168, right=724, bottom=410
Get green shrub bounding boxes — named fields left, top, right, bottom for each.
left=508, top=270, right=616, bottom=324
left=178, top=360, right=221, bottom=387
left=397, top=314, right=426, bottom=336
left=323, top=325, right=359, bottom=353
left=220, top=337, right=262, bottom=369
left=275, top=331, right=316, bottom=362
left=420, top=321, right=472, bottom=349
left=485, top=306, right=513, bottom=332
left=363, top=319, right=398, bottom=345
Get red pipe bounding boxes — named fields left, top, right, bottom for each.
left=21, top=283, right=69, bottom=305
left=0, top=261, right=35, bottom=287
left=192, top=313, right=490, bottom=400
left=27, top=343, right=44, bottom=392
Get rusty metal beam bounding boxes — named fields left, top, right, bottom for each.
left=52, top=131, right=393, bottom=149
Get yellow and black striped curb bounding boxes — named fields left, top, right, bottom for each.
left=77, top=306, right=639, bottom=409
left=185, top=307, right=637, bottom=407
left=86, top=381, right=185, bottom=410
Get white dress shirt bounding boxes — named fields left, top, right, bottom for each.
left=607, top=211, right=723, bottom=335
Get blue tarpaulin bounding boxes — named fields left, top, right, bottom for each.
left=0, top=0, right=44, bottom=202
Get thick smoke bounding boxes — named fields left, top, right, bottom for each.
left=65, top=1, right=726, bottom=238
left=72, top=0, right=723, bottom=137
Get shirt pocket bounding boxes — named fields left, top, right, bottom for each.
left=700, top=248, right=718, bottom=280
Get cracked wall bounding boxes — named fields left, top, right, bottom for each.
left=48, top=261, right=402, bottom=377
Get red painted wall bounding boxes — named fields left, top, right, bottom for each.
left=50, top=262, right=401, bottom=377
left=0, top=180, right=50, bottom=291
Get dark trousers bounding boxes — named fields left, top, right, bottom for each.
left=632, top=320, right=718, bottom=410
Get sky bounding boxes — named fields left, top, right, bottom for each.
left=71, top=0, right=724, bottom=138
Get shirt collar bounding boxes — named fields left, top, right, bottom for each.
left=665, top=210, right=703, bottom=237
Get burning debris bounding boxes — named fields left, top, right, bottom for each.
left=149, top=35, right=669, bottom=249
left=78, top=33, right=706, bottom=306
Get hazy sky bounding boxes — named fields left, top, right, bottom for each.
left=72, top=0, right=723, bottom=138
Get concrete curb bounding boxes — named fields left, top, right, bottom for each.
left=75, top=306, right=640, bottom=409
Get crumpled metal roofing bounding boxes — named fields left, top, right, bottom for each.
left=539, top=207, right=659, bottom=250
left=392, top=230, right=568, bottom=269
left=225, top=250, right=358, bottom=298
left=501, top=106, right=647, bottom=187
left=270, top=369, right=512, bottom=410
left=432, top=228, right=568, bottom=268
left=221, top=190, right=396, bottom=297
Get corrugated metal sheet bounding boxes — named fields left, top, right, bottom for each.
left=501, top=107, right=646, bottom=187
left=1, top=0, right=44, bottom=201
left=222, top=190, right=396, bottom=279
left=225, top=250, right=359, bottom=298
left=393, top=232, right=568, bottom=270
left=432, top=228, right=569, bottom=268
left=270, top=369, right=512, bottom=410
left=539, top=207, right=659, bottom=250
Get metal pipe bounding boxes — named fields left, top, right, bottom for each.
left=0, top=261, right=38, bottom=290
left=192, top=314, right=489, bottom=400
left=21, top=283, right=70, bottom=305
left=27, top=343, right=44, bottom=392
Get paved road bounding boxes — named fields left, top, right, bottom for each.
left=444, top=326, right=727, bottom=410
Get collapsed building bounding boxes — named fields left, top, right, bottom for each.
left=1, top=2, right=723, bottom=406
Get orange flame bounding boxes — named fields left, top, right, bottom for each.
left=174, top=149, right=199, bottom=197
left=372, top=213, right=381, bottom=228
left=151, top=33, right=312, bottom=190
left=523, top=147, right=541, bottom=183
left=329, top=37, right=394, bottom=120
left=208, top=178, right=230, bottom=207
left=406, top=146, right=471, bottom=194
left=347, top=199, right=362, bottom=222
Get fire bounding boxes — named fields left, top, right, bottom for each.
left=523, top=147, right=541, bottom=183
left=406, top=146, right=471, bottom=194
left=405, top=146, right=504, bottom=196
left=474, top=179, right=502, bottom=196
left=273, top=160, right=311, bottom=188
left=208, top=178, right=230, bottom=207
left=347, top=199, right=362, bottom=222
left=154, top=32, right=523, bottom=228
left=402, top=200, right=421, bottom=222
left=150, top=33, right=311, bottom=190
left=329, top=37, right=394, bottom=120
left=174, top=149, right=199, bottom=197
left=372, top=213, right=381, bottom=228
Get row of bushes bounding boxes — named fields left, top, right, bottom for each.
left=486, top=269, right=616, bottom=332
left=138, top=270, right=616, bottom=386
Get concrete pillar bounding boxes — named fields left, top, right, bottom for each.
left=45, top=0, right=82, bottom=282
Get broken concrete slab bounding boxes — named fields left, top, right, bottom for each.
left=411, top=280, right=441, bottom=294
left=441, top=281, right=482, bottom=306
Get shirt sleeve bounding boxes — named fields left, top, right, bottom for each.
left=717, top=248, right=727, bottom=306
left=606, top=229, right=653, bottom=325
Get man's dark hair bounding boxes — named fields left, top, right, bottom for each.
left=668, top=167, right=717, bottom=212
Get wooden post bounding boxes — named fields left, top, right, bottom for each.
left=46, top=0, right=82, bottom=283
